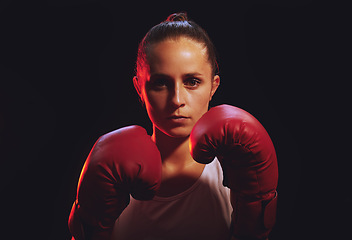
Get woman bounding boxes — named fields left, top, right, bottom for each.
left=69, top=13, right=278, bottom=240
left=112, top=13, right=228, bottom=239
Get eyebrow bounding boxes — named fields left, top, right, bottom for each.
left=183, top=72, right=203, bottom=77
left=149, top=73, right=170, bottom=79
left=150, top=72, right=203, bottom=78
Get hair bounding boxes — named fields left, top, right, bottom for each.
left=136, top=12, right=219, bottom=81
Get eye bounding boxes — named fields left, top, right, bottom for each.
left=153, top=78, right=167, bottom=87
left=147, top=77, right=168, bottom=90
left=184, top=78, right=201, bottom=88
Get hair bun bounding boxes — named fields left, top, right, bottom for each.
left=165, top=12, right=189, bottom=22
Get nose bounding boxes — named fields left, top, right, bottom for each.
left=170, top=82, right=186, bottom=108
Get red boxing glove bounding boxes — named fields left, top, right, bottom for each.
left=68, top=126, right=162, bottom=240
left=190, top=105, right=278, bottom=240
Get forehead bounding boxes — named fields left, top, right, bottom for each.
left=147, top=37, right=212, bottom=76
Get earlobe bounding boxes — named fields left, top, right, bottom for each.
left=210, top=75, right=220, bottom=101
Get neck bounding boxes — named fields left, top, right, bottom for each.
left=151, top=126, right=206, bottom=198
left=152, top=127, right=193, bottom=167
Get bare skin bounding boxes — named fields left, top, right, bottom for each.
left=134, top=37, right=220, bottom=197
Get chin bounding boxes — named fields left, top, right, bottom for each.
left=161, top=126, right=192, bottom=138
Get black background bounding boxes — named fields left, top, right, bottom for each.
left=0, top=0, right=350, bottom=239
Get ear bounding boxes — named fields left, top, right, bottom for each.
left=133, top=76, right=144, bottom=104
left=209, top=75, right=220, bottom=101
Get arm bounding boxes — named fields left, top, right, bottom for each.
left=190, top=105, right=278, bottom=240
left=68, top=126, right=162, bottom=240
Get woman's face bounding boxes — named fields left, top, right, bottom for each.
left=135, top=37, right=220, bottom=138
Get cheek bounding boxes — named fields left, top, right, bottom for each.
left=194, top=98, right=210, bottom=117
left=189, top=87, right=212, bottom=120
left=199, top=83, right=213, bottom=102
left=142, top=90, right=166, bottom=123
left=144, top=90, right=166, bottom=110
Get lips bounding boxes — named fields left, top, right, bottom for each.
left=167, top=115, right=189, bottom=119
left=166, top=115, right=190, bottom=124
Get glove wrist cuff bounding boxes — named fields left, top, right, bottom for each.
left=231, top=191, right=277, bottom=240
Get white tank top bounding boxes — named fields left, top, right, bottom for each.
left=112, top=158, right=232, bottom=240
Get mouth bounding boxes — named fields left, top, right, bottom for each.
left=167, top=115, right=190, bottom=122
left=167, top=115, right=189, bottom=119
